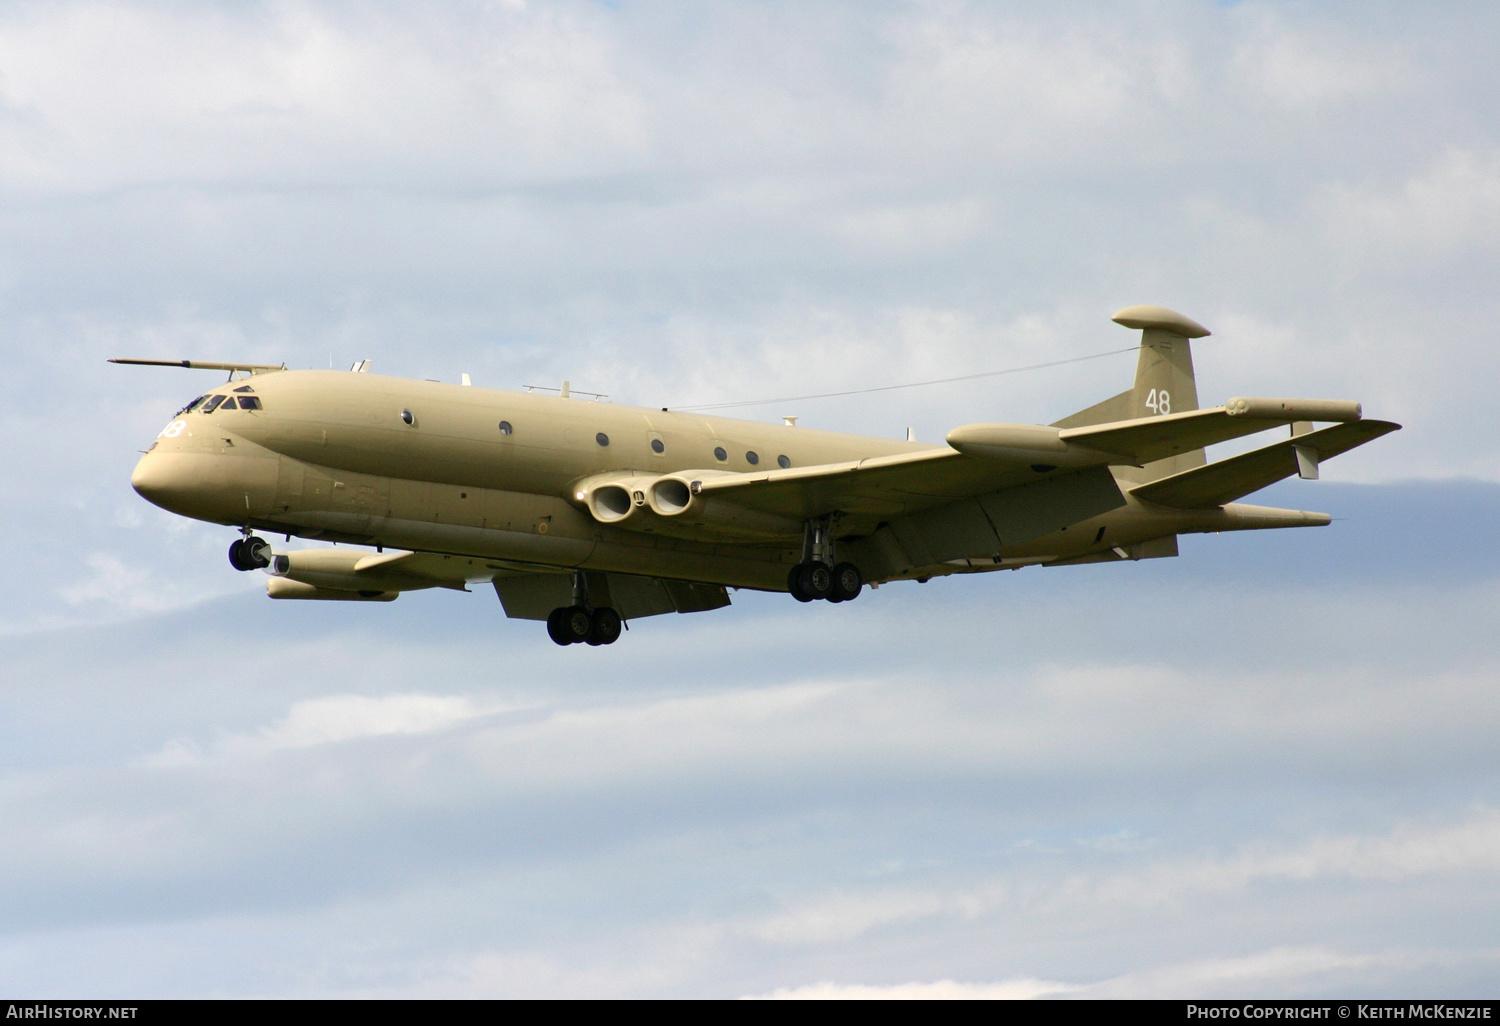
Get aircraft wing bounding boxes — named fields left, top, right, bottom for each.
left=687, top=397, right=1366, bottom=522
left=1130, top=420, right=1402, bottom=509
left=689, top=447, right=1039, bottom=520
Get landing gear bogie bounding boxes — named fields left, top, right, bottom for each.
left=787, top=559, right=862, bottom=604
left=547, top=604, right=622, bottom=646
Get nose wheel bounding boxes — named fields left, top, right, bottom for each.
left=228, top=535, right=271, bottom=571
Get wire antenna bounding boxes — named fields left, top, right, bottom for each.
left=667, top=346, right=1137, bottom=412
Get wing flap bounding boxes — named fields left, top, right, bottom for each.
left=1130, top=420, right=1402, bottom=509
left=492, top=571, right=731, bottom=621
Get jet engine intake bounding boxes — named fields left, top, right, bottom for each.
left=576, top=471, right=798, bottom=538
left=571, top=473, right=661, bottom=526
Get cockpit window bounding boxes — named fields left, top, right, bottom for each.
left=233, top=385, right=255, bottom=393
left=237, top=396, right=262, bottom=410
left=176, top=395, right=209, bottom=416
left=201, top=395, right=226, bottom=412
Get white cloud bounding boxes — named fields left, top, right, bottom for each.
left=148, top=692, right=515, bottom=767
left=752, top=946, right=1500, bottom=1001
left=0, top=1, right=648, bottom=193
left=1318, top=149, right=1500, bottom=262
left=746, top=886, right=993, bottom=946
left=751, top=977, right=1077, bottom=1000
left=1073, top=946, right=1500, bottom=1000
left=1086, top=808, right=1500, bottom=911
left=736, top=807, right=1500, bottom=949
left=1229, top=11, right=1411, bottom=110
left=56, top=553, right=216, bottom=614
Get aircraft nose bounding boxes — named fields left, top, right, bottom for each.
left=131, top=451, right=198, bottom=513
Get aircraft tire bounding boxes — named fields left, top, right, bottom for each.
left=829, top=562, right=862, bottom=603
left=787, top=564, right=814, bottom=602
left=800, top=561, right=833, bottom=601
left=563, top=605, right=593, bottom=644
left=546, top=607, right=574, bottom=646
left=228, top=539, right=249, bottom=571
left=587, top=607, right=622, bottom=646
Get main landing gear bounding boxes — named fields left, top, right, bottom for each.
left=547, top=571, right=624, bottom=646
left=787, top=560, right=862, bottom=603
left=787, top=515, right=862, bottom=604
left=228, top=533, right=271, bottom=571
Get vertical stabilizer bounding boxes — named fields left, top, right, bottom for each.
left=1112, top=305, right=1210, bottom=482
left=1053, top=306, right=1211, bottom=479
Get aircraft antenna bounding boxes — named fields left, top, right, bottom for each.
left=666, top=345, right=1136, bottom=412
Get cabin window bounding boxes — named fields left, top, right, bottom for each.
left=777, top=455, right=791, bottom=469
left=498, top=421, right=513, bottom=435
left=713, top=446, right=727, bottom=462
left=650, top=438, right=664, bottom=454
left=237, top=396, right=262, bottom=410
left=202, top=395, right=226, bottom=412
left=745, top=451, right=759, bottom=465
left=596, top=432, right=610, bottom=447
left=401, top=409, right=414, bottom=425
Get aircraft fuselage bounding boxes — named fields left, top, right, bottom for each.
left=130, top=368, right=1321, bottom=593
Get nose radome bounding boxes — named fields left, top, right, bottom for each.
left=131, top=449, right=280, bottom=522
left=131, top=451, right=218, bottom=516
left=131, top=451, right=183, bottom=511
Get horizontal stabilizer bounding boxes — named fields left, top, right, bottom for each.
left=1057, top=397, right=1364, bottom=466
left=1130, top=420, right=1401, bottom=509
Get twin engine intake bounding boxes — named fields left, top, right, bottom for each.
left=573, top=471, right=798, bottom=538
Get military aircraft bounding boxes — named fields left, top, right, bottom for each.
left=116, top=305, right=1399, bottom=646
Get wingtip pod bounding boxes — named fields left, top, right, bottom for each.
left=1219, top=503, right=1332, bottom=529
left=1111, top=305, right=1211, bottom=339
left=1225, top=397, right=1362, bottom=421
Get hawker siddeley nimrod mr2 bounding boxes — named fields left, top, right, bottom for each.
left=117, top=305, right=1400, bottom=646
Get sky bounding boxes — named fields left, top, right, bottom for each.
left=0, top=0, right=1497, bottom=998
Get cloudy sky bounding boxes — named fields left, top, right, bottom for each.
left=1, top=0, right=1497, bottom=998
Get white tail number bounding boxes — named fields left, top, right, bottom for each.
left=1145, top=389, right=1171, bottom=415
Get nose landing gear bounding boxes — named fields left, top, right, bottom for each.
left=228, top=534, right=271, bottom=571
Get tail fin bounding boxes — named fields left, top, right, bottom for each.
left=1052, top=305, right=1211, bottom=482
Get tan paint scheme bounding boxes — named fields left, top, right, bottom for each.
left=125, top=306, right=1400, bottom=621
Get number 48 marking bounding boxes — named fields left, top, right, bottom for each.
left=1145, top=388, right=1171, bottom=415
